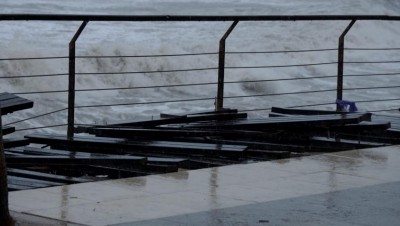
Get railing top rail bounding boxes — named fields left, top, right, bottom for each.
left=0, top=14, right=400, bottom=22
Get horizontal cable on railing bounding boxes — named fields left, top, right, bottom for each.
left=0, top=56, right=68, bottom=61
left=75, top=82, right=215, bottom=92
left=77, top=49, right=338, bottom=58
left=0, top=76, right=355, bottom=95
left=75, top=97, right=215, bottom=109
left=353, top=98, right=400, bottom=104
left=228, top=48, right=400, bottom=54
left=239, top=102, right=335, bottom=112
left=15, top=124, right=68, bottom=132
left=226, top=75, right=336, bottom=83
left=12, top=90, right=68, bottom=95
left=76, top=67, right=218, bottom=76
left=2, top=47, right=400, bottom=61
left=4, top=108, right=68, bottom=126
left=226, top=62, right=336, bottom=69
left=13, top=83, right=218, bottom=95
left=345, top=72, right=400, bottom=77
left=77, top=62, right=338, bottom=76
left=12, top=76, right=337, bottom=95
left=76, top=52, right=218, bottom=58
left=0, top=73, right=68, bottom=79
left=346, top=47, right=400, bottom=51
left=369, top=108, right=400, bottom=113
left=225, top=89, right=337, bottom=100
left=345, top=60, right=400, bottom=64
left=344, top=85, right=400, bottom=91
left=227, top=60, right=400, bottom=69
left=226, top=48, right=337, bottom=54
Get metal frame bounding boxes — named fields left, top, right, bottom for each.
left=216, top=20, right=239, bottom=111
left=1, top=14, right=399, bottom=136
left=1, top=14, right=400, bottom=21
left=337, top=20, right=356, bottom=111
left=68, top=21, right=88, bottom=139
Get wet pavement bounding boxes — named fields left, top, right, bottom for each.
left=115, top=181, right=400, bottom=226
left=9, top=145, right=400, bottom=225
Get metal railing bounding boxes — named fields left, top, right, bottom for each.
left=0, top=14, right=399, bottom=138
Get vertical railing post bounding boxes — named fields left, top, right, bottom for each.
left=68, top=21, right=88, bottom=139
left=337, top=20, right=356, bottom=111
left=0, top=107, right=11, bottom=225
left=216, top=20, right=239, bottom=111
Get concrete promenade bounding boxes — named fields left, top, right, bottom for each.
left=9, top=145, right=400, bottom=225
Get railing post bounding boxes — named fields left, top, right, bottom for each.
left=216, top=20, right=239, bottom=111
left=337, top=19, right=356, bottom=111
left=0, top=107, right=11, bottom=225
left=68, top=21, right=88, bottom=139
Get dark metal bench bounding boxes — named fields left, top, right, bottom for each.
left=0, top=92, right=34, bottom=116
left=182, top=113, right=372, bottom=130
left=271, top=107, right=349, bottom=115
left=76, top=111, right=247, bottom=133
left=1, top=126, right=15, bottom=136
left=2, top=138, right=30, bottom=149
left=6, top=146, right=189, bottom=167
left=25, top=134, right=247, bottom=158
left=6, top=155, right=147, bottom=166
left=1, top=92, right=33, bottom=139
left=1, top=93, right=35, bottom=193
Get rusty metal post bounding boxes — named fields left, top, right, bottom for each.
left=337, top=20, right=356, bottom=111
left=216, top=20, right=239, bottom=111
left=68, top=21, right=88, bottom=139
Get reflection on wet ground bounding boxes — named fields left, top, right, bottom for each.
left=9, top=145, right=400, bottom=226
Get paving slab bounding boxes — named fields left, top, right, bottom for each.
left=9, top=145, right=400, bottom=226
left=117, top=181, right=400, bottom=226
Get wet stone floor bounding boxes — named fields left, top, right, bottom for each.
left=9, top=145, right=400, bottom=226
